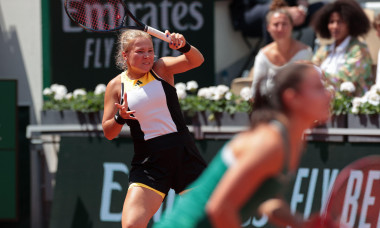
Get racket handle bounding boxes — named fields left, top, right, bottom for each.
left=146, top=26, right=171, bottom=43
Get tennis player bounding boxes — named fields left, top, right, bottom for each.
left=102, top=29, right=207, bottom=228
left=154, top=63, right=332, bottom=228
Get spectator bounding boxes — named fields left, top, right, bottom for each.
left=312, top=0, right=373, bottom=96
left=373, top=13, right=380, bottom=85
left=250, top=1, right=313, bottom=98
left=229, top=0, right=324, bottom=44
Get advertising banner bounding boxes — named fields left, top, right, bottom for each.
left=0, top=80, right=17, bottom=220
left=49, top=0, right=214, bottom=91
left=50, top=137, right=380, bottom=228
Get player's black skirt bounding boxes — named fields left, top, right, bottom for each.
left=129, top=128, right=207, bottom=196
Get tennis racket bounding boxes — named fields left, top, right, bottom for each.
left=318, top=155, right=380, bottom=228
left=64, top=0, right=171, bottom=43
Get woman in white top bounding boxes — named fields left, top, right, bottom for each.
left=251, top=0, right=313, bottom=97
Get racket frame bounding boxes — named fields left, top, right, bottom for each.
left=321, top=155, right=380, bottom=228
left=64, top=0, right=170, bottom=42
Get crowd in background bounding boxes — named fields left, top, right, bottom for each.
left=230, top=0, right=380, bottom=99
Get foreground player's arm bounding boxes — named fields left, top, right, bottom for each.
left=206, top=126, right=285, bottom=228
left=258, top=198, right=304, bottom=228
left=102, top=76, right=136, bottom=140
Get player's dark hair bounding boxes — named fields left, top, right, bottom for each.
left=250, top=63, right=312, bottom=128
left=312, top=0, right=370, bottom=39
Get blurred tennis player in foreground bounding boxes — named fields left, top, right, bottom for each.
left=154, top=62, right=333, bottom=228
left=102, top=29, right=207, bottom=228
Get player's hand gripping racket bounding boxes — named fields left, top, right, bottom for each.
left=64, top=0, right=171, bottom=43
left=307, top=155, right=380, bottom=228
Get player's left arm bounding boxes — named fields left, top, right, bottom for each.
left=153, top=31, right=204, bottom=85
left=205, top=128, right=285, bottom=228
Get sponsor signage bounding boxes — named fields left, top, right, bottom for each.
left=0, top=80, right=17, bottom=220
left=49, top=0, right=214, bottom=91
left=50, top=138, right=380, bottom=228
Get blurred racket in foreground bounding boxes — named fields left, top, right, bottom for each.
left=307, top=155, right=380, bottom=228
left=64, top=0, right=170, bottom=42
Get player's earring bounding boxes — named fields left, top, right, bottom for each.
left=122, top=51, right=128, bottom=61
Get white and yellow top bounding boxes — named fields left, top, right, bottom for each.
left=120, top=70, right=186, bottom=141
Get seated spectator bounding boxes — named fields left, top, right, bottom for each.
left=312, top=0, right=372, bottom=96
left=229, top=0, right=324, bottom=44
left=373, top=13, right=380, bottom=86
left=251, top=0, right=313, bottom=97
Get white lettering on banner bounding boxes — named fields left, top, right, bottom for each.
left=291, top=168, right=309, bottom=214
left=160, top=0, right=172, bottom=30
left=94, top=38, right=103, bottom=68
left=63, top=0, right=204, bottom=70
left=287, top=168, right=380, bottom=228
left=290, top=168, right=339, bottom=219
left=98, top=162, right=178, bottom=224
left=320, top=169, right=339, bottom=214
left=128, top=1, right=203, bottom=31
left=189, top=2, right=203, bottom=30
left=141, top=3, right=159, bottom=29
left=241, top=218, right=251, bottom=227
left=246, top=168, right=340, bottom=228
left=62, top=0, right=204, bottom=33
left=85, top=3, right=110, bottom=30
left=84, top=38, right=95, bottom=69
left=96, top=166, right=378, bottom=226
left=304, top=168, right=318, bottom=218
left=100, top=162, right=129, bottom=222
left=62, top=0, right=83, bottom=33
left=358, top=170, right=380, bottom=228
left=251, top=215, right=268, bottom=227
left=341, top=170, right=363, bottom=227
left=64, top=0, right=122, bottom=31
left=104, top=38, right=114, bottom=68
left=83, top=38, right=115, bottom=69
left=126, top=3, right=143, bottom=26
left=172, top=2, right=188, bottom=31
left=240, top=215, right=269, bottom=227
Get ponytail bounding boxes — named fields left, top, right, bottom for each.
left=269, top=0, right=288, bottom=11
left=250, top=63, right=312, bottom=128
left=250, top=77, right=281, bottom=128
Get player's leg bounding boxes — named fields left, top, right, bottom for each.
left=121, top=184, right=164, bottom=228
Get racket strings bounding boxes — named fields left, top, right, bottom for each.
left=66, top=0, right=125, bottom=31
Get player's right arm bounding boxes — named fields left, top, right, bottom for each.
left=102, top=75, right=136, bottom=140
left=102, top=76, right=123, bottom=140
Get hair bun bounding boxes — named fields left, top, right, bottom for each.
left=270, top=0, right=289, bottom=11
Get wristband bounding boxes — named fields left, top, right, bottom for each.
left=178, top=42, right=191, bottom=53
left=114, top=110, right=127, bottom=125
